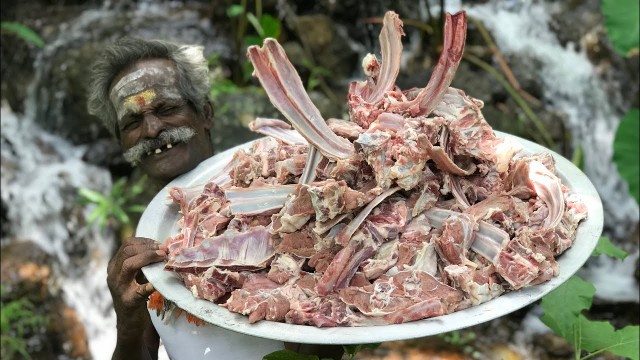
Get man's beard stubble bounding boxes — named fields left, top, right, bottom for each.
left=122, top=126, right=196, bottom=166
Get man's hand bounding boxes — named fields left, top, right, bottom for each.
left=107, top=237, right=167, bottom=346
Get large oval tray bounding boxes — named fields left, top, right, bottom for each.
left=139, top=131, right=603, bottom=344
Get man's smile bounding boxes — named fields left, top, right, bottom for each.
left=146, top=141, right=178, bottom=157
left=122, top=126, right=196, bottom=165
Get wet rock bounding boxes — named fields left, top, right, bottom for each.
left=309, top=90, right=345, bottom=120
left=292, top=15, right=358, bottom=82
left=211, top=89, right=281, bottom=153
left=532, top=333, right=574, bottom=359
left=81, top=138, right=131, bottom=178
left=1, top=241, right=54, bottom=301
left=1, top=240, right=89, bottom=359
left=2, top=2, right=233, bottom=146
left=548, top=0, right=601, bottom=51
left=48, top=299, right=90, bottom=360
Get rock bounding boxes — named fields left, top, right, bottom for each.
left=48, top=299, right=90, bottom=359
left=81, top=138, right=131, bottom=178
left=292, top=15, right=358, bottom=82
left=1, top=2, right=233, bottom=146
left=211, top=89, right=281, bottom=153
left=1, top=241, right=54, bottom=302
left=549, top=0, right=601, bottom=51
left=1, top=240, right=89, bottom=359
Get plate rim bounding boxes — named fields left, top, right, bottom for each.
left=139, top=131, right=604, bottom=344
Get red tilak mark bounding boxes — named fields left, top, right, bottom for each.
left=135, top=95, right=146, bottom=107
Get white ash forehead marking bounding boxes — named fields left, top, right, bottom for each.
left=110, top=66, right=182, bottom=120
left=110, top=66, right=177, bottom=103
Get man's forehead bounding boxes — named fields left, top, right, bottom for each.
left=110, top=61, right=178, bottom=100
left=110, top=60, right=183, bottom=120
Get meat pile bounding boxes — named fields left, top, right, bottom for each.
left=161, top=11, right=588, bottom=327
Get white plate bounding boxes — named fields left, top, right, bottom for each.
left=139, top=131, right=603, bottom=344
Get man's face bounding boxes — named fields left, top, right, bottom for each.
left=109, top=59, right=213, bottom=184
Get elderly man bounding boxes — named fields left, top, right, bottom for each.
left=87, top=37, right=343, bottom=360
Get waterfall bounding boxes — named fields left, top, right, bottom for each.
left=2, top=2, right=218, bottom=357
left=1, top=105, right=117, bottom=357
left=465, top=0, right=639, bottom=240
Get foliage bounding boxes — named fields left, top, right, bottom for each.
left=540, top=243, right=639, bottom=360
left=0, top=22, right=44, bottom=47
left=602, top=0, right=639, bottom=56
left=301, top=59, right=332, bottom=92
left=262, top=349, right=323, bottom=360
left=226, top=2, right=282, bottom=82
left=343, top=343, right=380, bottom=359
left=603, top=0, right=639, bottom=204
left=244, top=13, right=281, bottom=46
left=592, top=236, right=628, bottom=259
left=612, top=108, right=639, bottom=204
left=571, top=145, right=584, bottom=171
left=77, top=176, right=147, bottom=230
left=0, top=285, right=47, bottom=360
left=439, top=330, right=476, bottom=346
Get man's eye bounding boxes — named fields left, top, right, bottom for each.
left=157, top=106, right=180, bottom=116
left=121, top=118, right=140, bottom=131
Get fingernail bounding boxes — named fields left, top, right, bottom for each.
left=145, top=283, right=154, bottom=292
left=156, top=249, right=166, bottom=256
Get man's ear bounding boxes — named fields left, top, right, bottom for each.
left=203, top=101, right=214, bottom=130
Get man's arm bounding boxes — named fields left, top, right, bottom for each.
left=107, top=237, right=166, bottom=360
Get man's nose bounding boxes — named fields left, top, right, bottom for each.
left=141, top=113, right=165, bottom=138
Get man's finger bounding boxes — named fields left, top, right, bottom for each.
left=119, top=242, right=163, bottom=259
left=124, top=283, right=156, bottom=305
left=137, top=282, right=155, bottom=298
left=119, top=250, right=167, bottom=281
left=122, top=237, right=160, bottom=246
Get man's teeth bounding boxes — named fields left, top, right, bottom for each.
left=146, top=143, right=176, bottom=156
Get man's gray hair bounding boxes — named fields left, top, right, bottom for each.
left=87, top=37, right=210, bottom=138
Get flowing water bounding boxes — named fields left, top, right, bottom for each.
left=1, top=0, right=637, bottom=358
left=3, top=2, right=217, bottom=358
left=466, top=0, right=639, bottom=240
left=1, top=105, right=117, bottom=357
left=464, top=0, right=640, bottom=302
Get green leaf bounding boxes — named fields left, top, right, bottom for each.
left=540, top=276, right=595, bottom=339
left=571, top=145, right=584, bottom=171
left=112, top=206, right=130, bottom=224
left=1, top=22, right=44, bottom=47
left=262, top=349, right=319, bottom=360
left=112, top=177, right=127, bottom=194
left=86, top=209, right=103, bottom=224
left=78, top=188, right=107, bottom=204
left=613, top=108, right=639, bottom=204
left=343, top=343, right=380, bottom=357
left=242, top=61, right=255, bottom=81
left=226, top=4, right=244, bottom=18
left=576, top=315, right=639, bottom=360
left=244, top=35, right=263, bottom=47
left=246, top=12, right=264, bottom=38
left=261, top=14, right=281, bottom=39
left=602, top=0, right=639, bottom=56
left=307, top=77, right=320, bottom=92
left=126, top=205, right=146, bottom=213
left=592, top=236, right=628, bottom=260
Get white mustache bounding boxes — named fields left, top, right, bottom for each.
left=123, top=127, right=196, bottom=165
